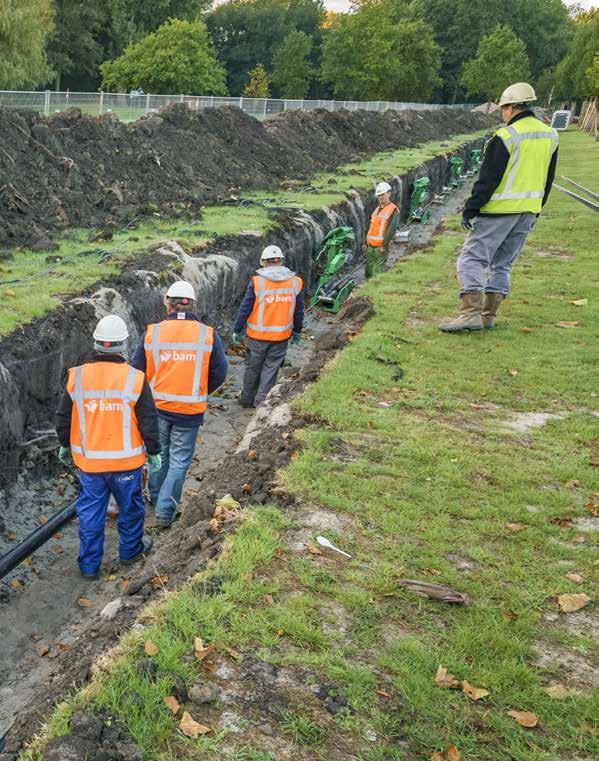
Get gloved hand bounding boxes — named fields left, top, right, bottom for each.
left=147, top=454, right=161, bottom=474
left=58, top=446, right=73, bottom=466
left=461, top=216, right=474, bottom=231
left=232, top=332, right=242, bottom=346
left=291, top=332, right=301, bottom=345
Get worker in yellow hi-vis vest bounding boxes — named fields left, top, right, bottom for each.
left=440, top=83, right=558, bottom=333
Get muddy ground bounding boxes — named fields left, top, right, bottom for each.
left=0, top=181, right=474, bottom=758
left=0, top=104, right=493, bottom=250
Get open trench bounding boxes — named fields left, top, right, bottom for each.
left=0, top=144, right=479, bottom=755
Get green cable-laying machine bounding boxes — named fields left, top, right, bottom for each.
left=311, top=226, right=356, bottom=313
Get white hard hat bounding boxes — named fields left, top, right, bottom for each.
left=375, top=181, right=392, bottom=196
left=261, top=245, right=284, bottom=261
left=498, top=82, right=536, bottom=108
left=166, top=280, right=196, bottom=300
left=93, top=314, right=129, bottom=344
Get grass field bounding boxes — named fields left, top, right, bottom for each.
left=23, top=129, right=599, bottom=760
left=0, top=129, right=488, bottom=338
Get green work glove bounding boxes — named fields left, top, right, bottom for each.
left=147, top=454, right=161, bottom=474
left=291, top=332, right=301, bottom=345
left=58, top=446, right=73, bottom=466
left=232, top=332, right=243, bottom=346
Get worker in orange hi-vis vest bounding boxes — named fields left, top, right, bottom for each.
left=364, top=181, right=400, bottom=279
left=232, top=245, right=304, bottom=408
left=132, top=281, right=228, bottom=529
left=55, top=315, right=161, bottom=579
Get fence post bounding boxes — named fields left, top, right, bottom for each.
left=263, top=99, right=268, bottom=118
left=145, top=94, right=150, bottom=114
left=99, top=91, right=104, bottom=116
left=283, top=99, right=288, bottom=111
left=239, top=96, right=243, bottom=110
left=180, top=94, right=184, bottom=103
left=300, top=99, right=304, bottom=111
left=44, top=90, right=50, bottom=117
left=210, top=95, right=214, bottom=107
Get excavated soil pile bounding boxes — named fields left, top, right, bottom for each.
left=0, top=104, right=493, bottom=249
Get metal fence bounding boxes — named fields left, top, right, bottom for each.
left=0, top=90, right=474, bottom=122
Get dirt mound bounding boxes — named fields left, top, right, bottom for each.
left=0, top=104, right=492, bottom=250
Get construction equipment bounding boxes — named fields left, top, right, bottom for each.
left=311, top=226, right=356, bottom=312
left=467, top=149, right=482, bottom=176
left=449, top=156, right=465, bottom=189
left=554, top=176, right=599, bottom=212
left=408, top=177, right=431, bottom=223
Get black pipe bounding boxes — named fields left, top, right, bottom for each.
left=0, top=500, right=77, bottom=580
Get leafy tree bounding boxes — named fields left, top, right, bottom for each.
left=242, top=64, right=270, bottom=98
left=100, top=18, right=227, bottom=95
left=461, top=24, right=530, bottom=102
left=0, top=0, right=54, bottom=89
left=206, top=0, right=325, bottom=96
left=321, top=0, right=441, bottom=101
left=46, top=0, right=106, bottom=90
left=555, top=14, right=599, bottom=99
left=272, top=31, right=314, bottom=99
left=588, top=56, right=599, bottom=98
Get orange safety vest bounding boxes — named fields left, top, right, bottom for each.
left=144, top=319, right=214, bottom=415
left=67, top=362, right=146, bottom=473
left=366, top=202, right=398, bottom=247
left=246, top=274, right=302, bottom=342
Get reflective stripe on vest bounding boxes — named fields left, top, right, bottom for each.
left=367, top=203, right=398, bottom=247
left=247, top=275, right=301, bottom=340
left=481, top=117, right=558, bottom=214
left=143, top=320, right=214, bottom=414
left=68, top=364, right=145, bottom=471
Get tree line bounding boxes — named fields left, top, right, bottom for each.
left=1, top=0, right=598, bottom=104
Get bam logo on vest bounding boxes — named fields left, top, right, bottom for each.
left=160, top=350, right=196, bottom=362
left=84, top=399, right=123, bottom=413
left=265, top=294, right=293, bottom=304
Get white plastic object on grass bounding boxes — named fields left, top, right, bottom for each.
left=316, top=535, right=352, bottom=558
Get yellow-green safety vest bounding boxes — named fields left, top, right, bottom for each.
left=480, top=116, right=558, bottom=215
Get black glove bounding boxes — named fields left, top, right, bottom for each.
left=461, top=216, right=474, bottom=231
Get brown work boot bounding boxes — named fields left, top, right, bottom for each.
left=439, top=292, right=484, bottom=332
left=482, top=292, right=504, bottom=329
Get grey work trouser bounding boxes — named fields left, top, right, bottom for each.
left=241, top=337, right=289, bottom=406
left=457, top=213, right=536, bottom=296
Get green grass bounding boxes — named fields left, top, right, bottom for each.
left=0, top=128, right=489, bottom=337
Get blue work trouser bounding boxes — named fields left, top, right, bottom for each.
left=77, top=468, right=145, bottom=575
left=148, top=418, right=199, bottom=522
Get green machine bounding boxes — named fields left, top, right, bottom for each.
left=449, top=156, right=465, bottom=189
left=467, top=148, right=483, bottom=177
left=311, top=226, right=356, bottom=313
left=408, top=177, right=431, bottom=223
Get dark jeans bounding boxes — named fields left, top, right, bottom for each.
left=241, top=337, right=288, bottom=406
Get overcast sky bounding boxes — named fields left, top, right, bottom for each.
left=323, top=0, right=599, bottom=10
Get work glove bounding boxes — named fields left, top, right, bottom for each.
left=461, top=216, right=474, bottom=231
left=291, top=332, right=301, bottom=345
left=58, top=446, right=73, bottom=466
left=231, top=332, right=242, bottom=346
left=147, top=454, right=161, bottom=474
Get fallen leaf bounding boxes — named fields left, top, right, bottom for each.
left=290, top=450, right=299, bottom=460
left=53, top=531, right=63, bottom=539
left=144, top=640, right=159, bottom=656
left=507, top=368, right=519, bottom=377
left=194, top=637, right=215, bottom=661
left=557, top=593, right=590, bottom=613
left=544, top=683, right=580, bottom=699
left=508, top=710, right=539, bottom=728
left=30, top=633, right=43, bottom=641
left=226, top=647, right=242, bottom=661
left=36, top=515, right=48, bottom=525
left=241, top=483, right=252, bottom=494
left=7, top=531, right=17, bottom=540
left=78, top=597, right=93, bottom=607
left=550, top=516, right=573, bottom=528
left=164, top=695, right=180, bottom=714
left=565, top=572, right=584, bottom=584
left=307, top=544, right=323, bottom=555
left=570, top=299, right=588, bottom=306
left=119, top=578, right=130, bottom=591
left=500, top=608, right=518, bottom=622
left=505, top=522, right=528, bottom=532
left=248, top=450, right=257, bottom=459
left=106, top=574, right=117, bottom=582
left=565, top=479, right=580, bottom=488
left=573, top=535, right=587, bottom=544
left=276, top=627, right=285, bottom=636
left=520, top=327, right=532, bottom=333
left=179, top=711, right=211, bottom=739
left=434, top=665, right=461, bottom=689
left=461, top=680, right=490, bottom=701
left=376, top=689, right=391, bottom=699
left=431, top=744, right=461, bottom=761
left=425, top=568, right=442, bottom=576
left=264, top=594, right=274, bottom=605
left=557, top=321, right=579, bottom=328
left=150, top=574, right=169, bottom=589
left=35, top=643, right=49, bottom=657
left=4, top=289, right=16, bottom=297
left=10, top=579, right=24, bottom=591
left=584, top=501, right=599, bottom=517
left=53, top=544, right=63, bottom=554
left=208, top=518, right=220, bottom=533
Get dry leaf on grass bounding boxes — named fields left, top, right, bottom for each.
left=264, top=594, right=274, bottom=605
left=520, top=327, right=532, bottom=333
left=565, top=479, right=580, bottom=488
left=584, top=501, right=599, bottom=517
left=150, top=574, right=169, bottom=589
left=431, top=744, right=461, bottom=761
left=194, top=637, right=215, bottom=661
left=35, top=515, right=48, bottom=525
left=565, top=572, right=584, bottom=584
left=307, top=544, right=323, bottom=555
left=78, top=597, right=92, bottom=607
left=461, top=680, right=490, bottom=701
left=508, top=710, right=539, bottom=728
left=179, top=711, right=211, bottom=738
left=500, top=608, right=518, bottom=622
left=163, top=695, right=180, bottom=714
left=53, top=545, right=63, bottom=554
left=505, top=522, right=528, bottom=533
left=570, top=299, right=588, bottom=306
left=226, top=647, right=242, bottom=661
left=247, top=450, right=257, bottom=459
left=550, top=516, right=573, bottom=528
left=573, top=535, right=587, bottom=544
left=544, top=683, right=580, bottom=699
left=376, top=689, right=391, bottom=699
left=507, top=368, right=519, bottom=377
left=434, top=666, right=461, bottom=689
left=144, top=640, right=159, bottom=656
left=556, top=321, right=579, bottom=328
left=557, top=593, right=590, bottom=613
